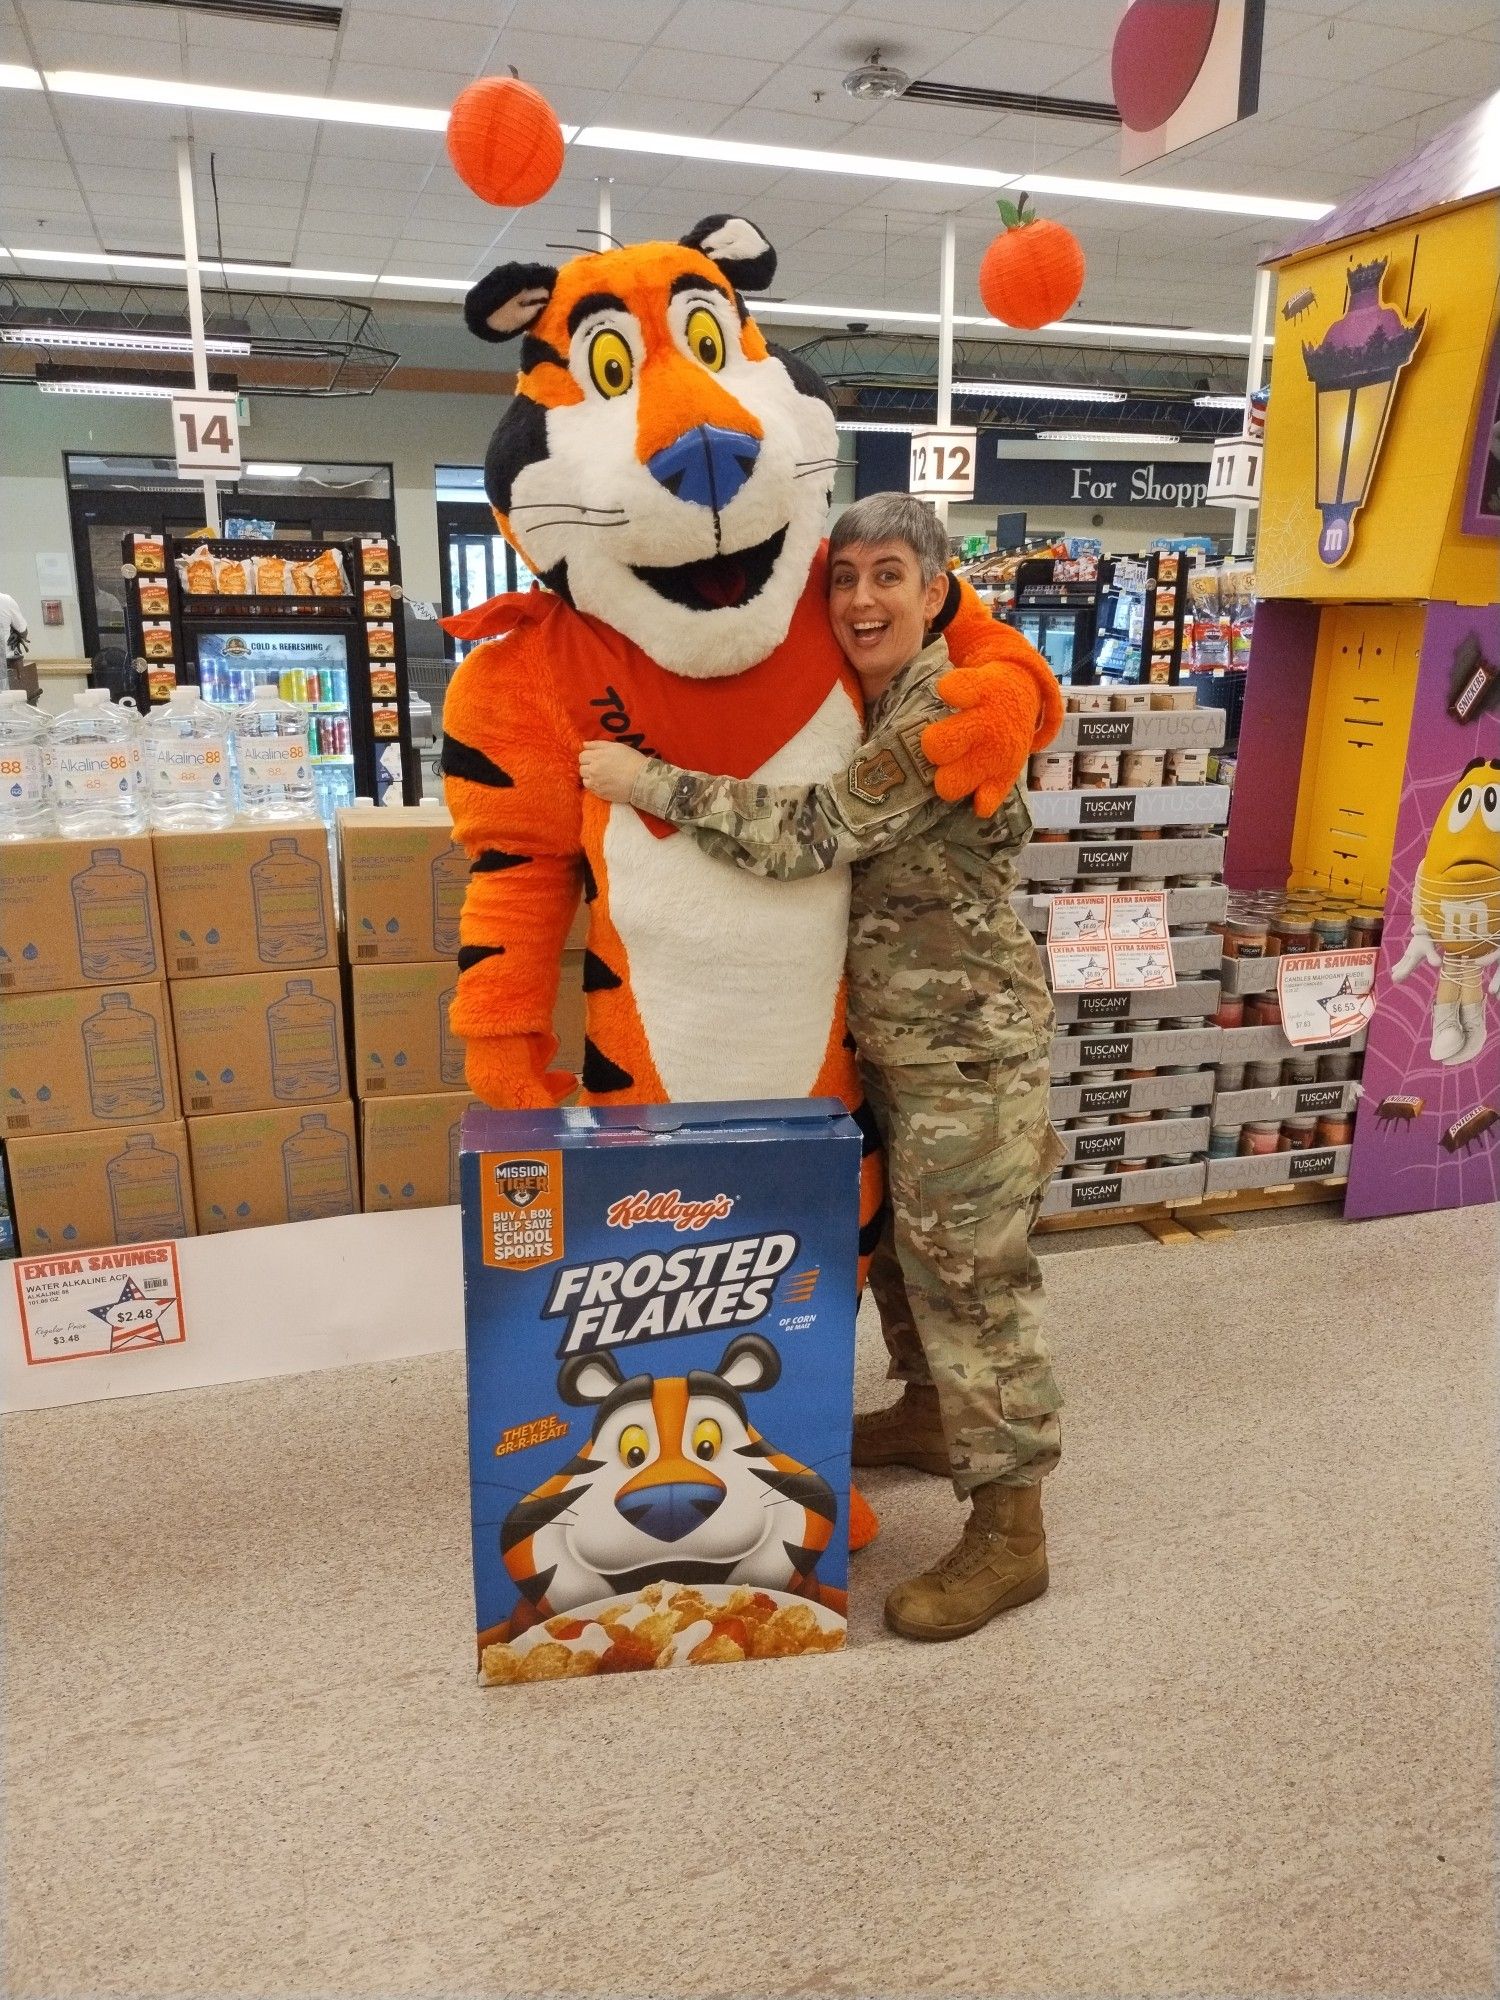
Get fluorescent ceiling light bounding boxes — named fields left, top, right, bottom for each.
left=0, top=64, right=43, bottom=90
left=36, top=378, right=178, bottom=398
left=43, top=69, right=453, bottom=133
left=242, top=462, right=303, bottom=477
left=1194, top=393, right=1248, bottom=409
left=2, top=326, right=250, bottom=355
left=1037, top=429, right=1183, bottom=444
left=0, top=67, right=1332, bottom=222
left=836, top=421, right=924, bottom=433
left=1, top=245, right=379, bottom=285
left=955, top=381, right=1126, bottom=402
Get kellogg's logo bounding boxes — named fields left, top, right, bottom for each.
left=606, top=1188, right=736, bottom=1233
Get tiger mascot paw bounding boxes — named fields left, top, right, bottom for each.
left=923, top=605, right=1064, bottom=819
left=465, top=1031, right=576, bottom=1111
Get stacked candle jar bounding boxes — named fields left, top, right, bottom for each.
left=1020, top=680, right=1231, bottom=1216
left=1205, top=885, right=1381, bottom=1174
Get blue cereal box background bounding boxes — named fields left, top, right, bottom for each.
left=460, top=1100, right=862, bottom=1687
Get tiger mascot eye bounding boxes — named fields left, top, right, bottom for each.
left=489, top=1334, right=841, bottom=1643
left=441, top=209, right=1053, bottom=1121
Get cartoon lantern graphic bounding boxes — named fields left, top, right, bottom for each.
left=1301, top=257, right=1426, bottom=566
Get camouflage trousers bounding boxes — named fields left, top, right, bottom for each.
left=861, top=1045, right=1066, bottom=1497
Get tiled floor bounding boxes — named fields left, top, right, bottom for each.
left=5, top=1205, right=1495, bottom=1998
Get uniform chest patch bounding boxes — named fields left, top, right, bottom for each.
left=848, top=748, right=908, bottom=807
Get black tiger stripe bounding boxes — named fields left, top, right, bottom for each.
left=440, top=732, right=514, bottom=789
left=515, top=1564, right=557, bottom=1606
left=581, top=1039, right=633, bottom=1094
left=752, top=1464, right=836, bottom=1522
left=499, top=1486, right=577, bottom=1556
left=852, top=1095, right=883, bottom=1158
left=782, top=1540, right=825, bottom=1576
left=472, top=847, right=531, bottom=873
left=519, top=333, right=567, bottom=374
left=457, top=943, right=505, bottom=973
left=858, top=1204, right=887, bottom=1257
left=580, top=854, right=598, bottom=903
left=581, top=950, right=622, bottom=993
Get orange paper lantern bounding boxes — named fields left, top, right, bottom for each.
left=447, top=75, right=565, bottom=208
left=977, top=195, right=1086, bottom=331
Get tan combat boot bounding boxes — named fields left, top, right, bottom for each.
left=884, top=1481, right=1048, bottom=1641
left=850, top=1382, right=950, bottom=1477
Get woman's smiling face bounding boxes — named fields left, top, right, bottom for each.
left=828, top=537, right=948, bottom=696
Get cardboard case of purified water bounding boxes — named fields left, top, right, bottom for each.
left=460, top=1100, right=861, bottom=1689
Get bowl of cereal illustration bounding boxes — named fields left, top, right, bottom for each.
left=479, top=1581, right=844, bottom=1685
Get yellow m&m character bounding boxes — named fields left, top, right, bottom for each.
left=1392, top=759, right=1500, bottom=1065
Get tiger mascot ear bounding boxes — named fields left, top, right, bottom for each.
left=558, top=1351, right=625, bottom=1406
left=679, top=215, right=777, bottom=293
left=714, top=1333, right=782, bottom=1394
left=463, top=260, right=558, bottom=344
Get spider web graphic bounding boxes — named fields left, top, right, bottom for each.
left=1347, top=605, right=1500, bottom=1220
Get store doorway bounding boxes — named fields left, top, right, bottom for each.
left=436, top=465, right=535, bottom=662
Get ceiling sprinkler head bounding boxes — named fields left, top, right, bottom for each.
left=842, top=54, right=911, bottom=102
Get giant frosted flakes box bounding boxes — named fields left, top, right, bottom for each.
left=461, top=1100, right=862, bottom=1688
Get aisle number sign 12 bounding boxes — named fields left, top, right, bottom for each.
left=909, top=427, right=977, bottom=500
left=171, top=391, right=242, bottom=476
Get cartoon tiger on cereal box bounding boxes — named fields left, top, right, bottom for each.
left=491, top=1333, right=841, bottom=1639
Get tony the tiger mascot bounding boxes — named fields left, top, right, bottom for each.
left=441, top=214, right=1058, bottom=1174
left=490, top=1334, right=840, bottom=1642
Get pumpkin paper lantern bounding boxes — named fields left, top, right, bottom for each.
left=978, top=195, right=1086, bottom=331
left=447, top=75, right=565, bottom=208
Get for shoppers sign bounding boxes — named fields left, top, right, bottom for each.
left=856, top=430, right=1213, bottom=510
left=13, top=1241, right=185, bottom=1365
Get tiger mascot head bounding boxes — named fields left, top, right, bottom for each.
left=500, top=1333, right=838, bottom=1622
left=464, top=215, right=838, bottom=679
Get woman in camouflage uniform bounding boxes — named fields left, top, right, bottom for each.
left=580, top=492, right=1065, bottom=1642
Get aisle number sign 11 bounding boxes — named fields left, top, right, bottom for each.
left=909, top=426, right=977, bottom=500
left=171, top=391, right=242, bottom=476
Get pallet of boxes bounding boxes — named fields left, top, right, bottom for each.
left=1019, top=686, right=1230, bottom=1228
left=339, top=806, right=587, bottom=1210
left=1, top=838, right=192, bottom=1253
left=151, top=823, right=359, bottom=1233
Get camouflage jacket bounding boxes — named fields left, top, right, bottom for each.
left=629, top=637, right=1056, bottom=1067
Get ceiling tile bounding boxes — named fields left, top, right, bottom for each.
left=327, top=58, right=472, bottom=106
left=184, top=49, right=333, bottom=93
left=793, top=13, right=974, bottom=71
left=1262, top=15, right=1441, bottom=80
left=334, top=9, right=499, bottom=74
left=917, top=31, right=1108, bottom=96
left=617, top=47, right=782, bottom=107
left=487, top=0, right=681, bottom=40
left=985, top=0, right=1123, bottom=49
left=488, top=27, right=644, bottom=91
left=655, top=1, right=828, bottom=61
left=1343, top=0, right=1498, bottom=28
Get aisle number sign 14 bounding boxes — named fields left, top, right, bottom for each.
left=171, top=391, right=241, bottom=476
left=909, top=427, right=977, bottom=500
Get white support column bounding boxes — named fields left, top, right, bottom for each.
left=175, top=136, right=218, bottom=532
left=1232, top=263, right=1273, bottom=560
left=933, top=214, right=957, bottom=526
left=596, top=177, right=613, bottom=246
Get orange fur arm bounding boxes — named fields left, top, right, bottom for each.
left=924, top=578, right=1064, bottom=816
left=440, top=626, right=585, bottom=1108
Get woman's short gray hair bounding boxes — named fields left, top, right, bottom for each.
left=829, top=493, right=950, bottom=586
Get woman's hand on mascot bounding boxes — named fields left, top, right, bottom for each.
left=467, top=1032, right=577, bottom=1111
left=580, top=741, right=650, bottom=803
left=922, top=629, right=1065, bottom=819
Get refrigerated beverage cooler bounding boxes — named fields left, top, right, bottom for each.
left=1009, top=556, right=1103, bottom=683
left=121, top=531, right=420, bottom=825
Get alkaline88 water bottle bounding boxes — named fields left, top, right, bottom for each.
left=0, top=691, right=54, bottom=840
left=48, top=690, right=146, bottom=838
left=145, top=686, right=231, bottom=829
left=228, top=685, right=316, bottom=821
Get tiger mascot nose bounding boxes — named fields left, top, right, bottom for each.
left=616, top=1477, right=726, bottom=1543
left=646, top=424, right=761, bottom=511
